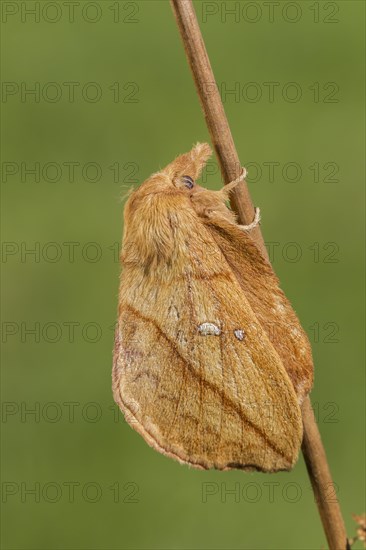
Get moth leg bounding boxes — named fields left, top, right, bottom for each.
left=192, top=166, right=249, bottom=225
left=238, top=207, right=261, bottom=232
left=223, top=167, right=260, bottom=231
left=221, top=167, right=248, bottom=198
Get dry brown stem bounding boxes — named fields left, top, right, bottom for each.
left=170, top=1, right=348, bottom=548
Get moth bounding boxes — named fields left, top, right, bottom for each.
left=113, top=143, right=313, bottom=472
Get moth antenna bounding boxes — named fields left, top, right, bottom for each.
left=238, top=207, right=261, bottom=231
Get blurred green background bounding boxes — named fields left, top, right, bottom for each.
left=1, top=1, right=365, bottom=548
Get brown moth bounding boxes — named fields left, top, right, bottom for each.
left=113, top=143, right=313, bottom=472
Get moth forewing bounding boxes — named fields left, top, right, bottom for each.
left=203, top=218, right=314, bottom=403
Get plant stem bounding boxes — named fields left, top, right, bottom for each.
left=170, top=1, right=348, bottom=548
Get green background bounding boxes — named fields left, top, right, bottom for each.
left=1, top=1, right=365, bottom=548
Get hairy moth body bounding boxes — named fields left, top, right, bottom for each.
left=113, top=143, right=313, bottom=472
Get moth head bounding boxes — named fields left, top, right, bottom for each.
left=127, top=143, right=213, bottom=201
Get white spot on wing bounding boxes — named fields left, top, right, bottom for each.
left=234, top=329, right=245, bottom=341
left=198, top=322, right=221, bottom=336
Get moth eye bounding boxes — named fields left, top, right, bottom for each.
left=182, top=175, right=194, bottom=189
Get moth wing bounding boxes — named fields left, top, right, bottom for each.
left=113, top=250, right=303, bottom=472
left=204, top=218, right=314, bottom=402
